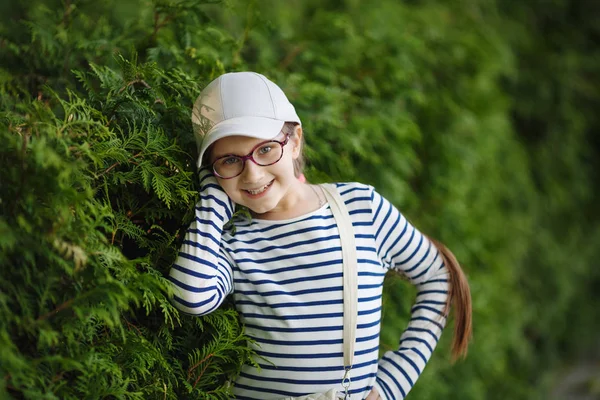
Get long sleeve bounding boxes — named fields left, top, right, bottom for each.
left=369, top=188, right=449, bottom=400
left=168, top=169, right=236, bottom=316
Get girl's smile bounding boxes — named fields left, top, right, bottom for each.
left=241, top=179, right=274, bottom=197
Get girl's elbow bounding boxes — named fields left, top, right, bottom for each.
left=171, top=289, right=224, bottom=316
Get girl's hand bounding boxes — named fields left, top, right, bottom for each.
left=365, top=387, right=381, bottom=400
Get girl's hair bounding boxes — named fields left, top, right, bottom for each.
left=428, top=236, right=473, bottom=360
left=281, top=122, right=305, bottom=178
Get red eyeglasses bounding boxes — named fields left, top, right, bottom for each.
left=211, top=135, right=290, bottom=179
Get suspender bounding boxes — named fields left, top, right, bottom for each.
left=321, top=184, right=357, bottom=398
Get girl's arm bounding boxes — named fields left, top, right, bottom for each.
left=370, top=188, right=450, bottom=400
left=168, top=168, right=235, bottom=315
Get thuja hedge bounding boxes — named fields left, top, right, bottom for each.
left=1, top=56, right=258, bottom=399
left=1, top=0, right=599, bottom=399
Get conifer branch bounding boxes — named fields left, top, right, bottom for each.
left=37, top=298, right=74, bottom=321
left=190, top=353, right=213, bottom=389
left=61, top=0, right=73, bottom=27
left=279, top=44, right=306, bottom=70
left=232, top=1, right=255, bottom=67
left=98, top=151, right=143, bottom=178
left=152, top=12, right=173, bottom=40
left=124, top=318, right=143, bottom=336
left=187, top=353, right=213, bottom=380
left=51, top=371, right=65, bottom=383
left=118, top=79, right=151, bottom=94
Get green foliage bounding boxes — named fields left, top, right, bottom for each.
left=0, top=43, right=254, bottom=399
left=1, top=0, right=599, bottom=399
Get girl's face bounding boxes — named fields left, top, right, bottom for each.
left=209, top=127, right=304, bottom=218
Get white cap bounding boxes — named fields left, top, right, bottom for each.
left=192, top=72, right=301, bottom=169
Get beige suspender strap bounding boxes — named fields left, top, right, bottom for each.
left=321, top=184, right=357, bottom=373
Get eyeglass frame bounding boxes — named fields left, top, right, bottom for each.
left=211, top=134, right=291, bottom=179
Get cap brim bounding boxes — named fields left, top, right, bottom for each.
left=197, top=116, right=285, bottom=169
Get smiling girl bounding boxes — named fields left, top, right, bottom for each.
left=168, top=72, right=472, bottom=400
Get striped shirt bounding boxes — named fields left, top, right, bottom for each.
left=169, top=173, right=449, bottom=400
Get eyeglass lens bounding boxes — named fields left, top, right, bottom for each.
left=213, top=141, right=284, bottom=178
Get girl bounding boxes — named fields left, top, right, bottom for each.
left=168, top=72, right=472, bottom=400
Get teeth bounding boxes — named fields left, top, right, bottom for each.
left=246, top=182, right=271, bottom=195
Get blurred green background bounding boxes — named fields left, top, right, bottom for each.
left=1, top=0, right=599, bottom=399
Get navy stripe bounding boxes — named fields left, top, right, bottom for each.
left=244, top=311, right=343, bottom=320
left=257, top=358, right=378, bottom=372
left=372, top=190, right=384, bottom=224
left=374, top=201, right=392, bottom=241
left=200, top=194, right=232, bottom=219
left=254, top=344, right=379, bottom=359
left=173, top=293, right=216, bottom=309
left=411, top=305, right=446, bottom=317
left=400, top=346, right=428, bottom=364
left=239, top=370, right=376, bottom=386
left=416, top=299, right=446, bottom=306
left=380, top=212, right=401, bottom=258
left=234, top=382, right=371, bottom=398
left=182, top=239, right=219, bottom=258
left=168, top=276, right=215, bottom=293
left=240, top=213, right=336, bottom=235
left=382, top=216, right=409, bottom=261
left=426, top=279, right=449, bottom=284
left=417, top=289, right=449, bottom=297
left=376, top=377, right=395, bottom=400
left=406, top=326, right=440, bottom=342
left=349, top=208, right=371, bottom=215
left=195, top=205, right=224, bottom=222
left=399, top=352, right=421, bottom=375
left=379, top=365, right=406, bottom=398
left=236, top=285, right=342, bottom=297
left=199, top=182, right=222, bottom=192
left=243, top=306, right=380, bottom=321
left=353, top=221, right=372, bottom=227
left=171, top=262, right=213, bottom=279
left=340, top=185, right=370, bottom=196
left=194, top=217, right=223, bottom=232
left=401, top=336, right=434, bottom=354
left=235, top=293, right=380, bottom=309
left=410, top=316, right=445, bottom=331
left=245, top=318, right=380, bottom=333
left=403, top=237, right=429, bottom=273
left=230, top=234, right=340, bottom=254
left=236, top=246, right=341, bottom=265
left=345, top=196, right=372, bottom=205
left=239, top=259, right=342, bottom=276
left=356, top=233, right=375, bottom=239
left=359, top=269, right=386, bottom=276
left=235, top=272, right=342, bottom=286
left=383, top=354, right=414, bottom=386
left=412, top=251, right=440, bottom=280
left=390, top=224, right=415, bottom=260
left=399, top=234, right=424, bottom=270
left=185, top=228, right=219, bottom=246
left=225, top=224, right=338, bottom=245
left=236, top=298, right=343, bottom=309
left=250, top=331, right=379, bottom=346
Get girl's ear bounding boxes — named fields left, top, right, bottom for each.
left=291, top=125, right=303, bottom=159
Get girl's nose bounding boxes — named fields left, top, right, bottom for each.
left=240, top=159, right=265, bottom=184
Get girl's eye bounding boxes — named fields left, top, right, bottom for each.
left=258, top=145, right=272, bottom=155
left=221, top=157, right=240, bottom=166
